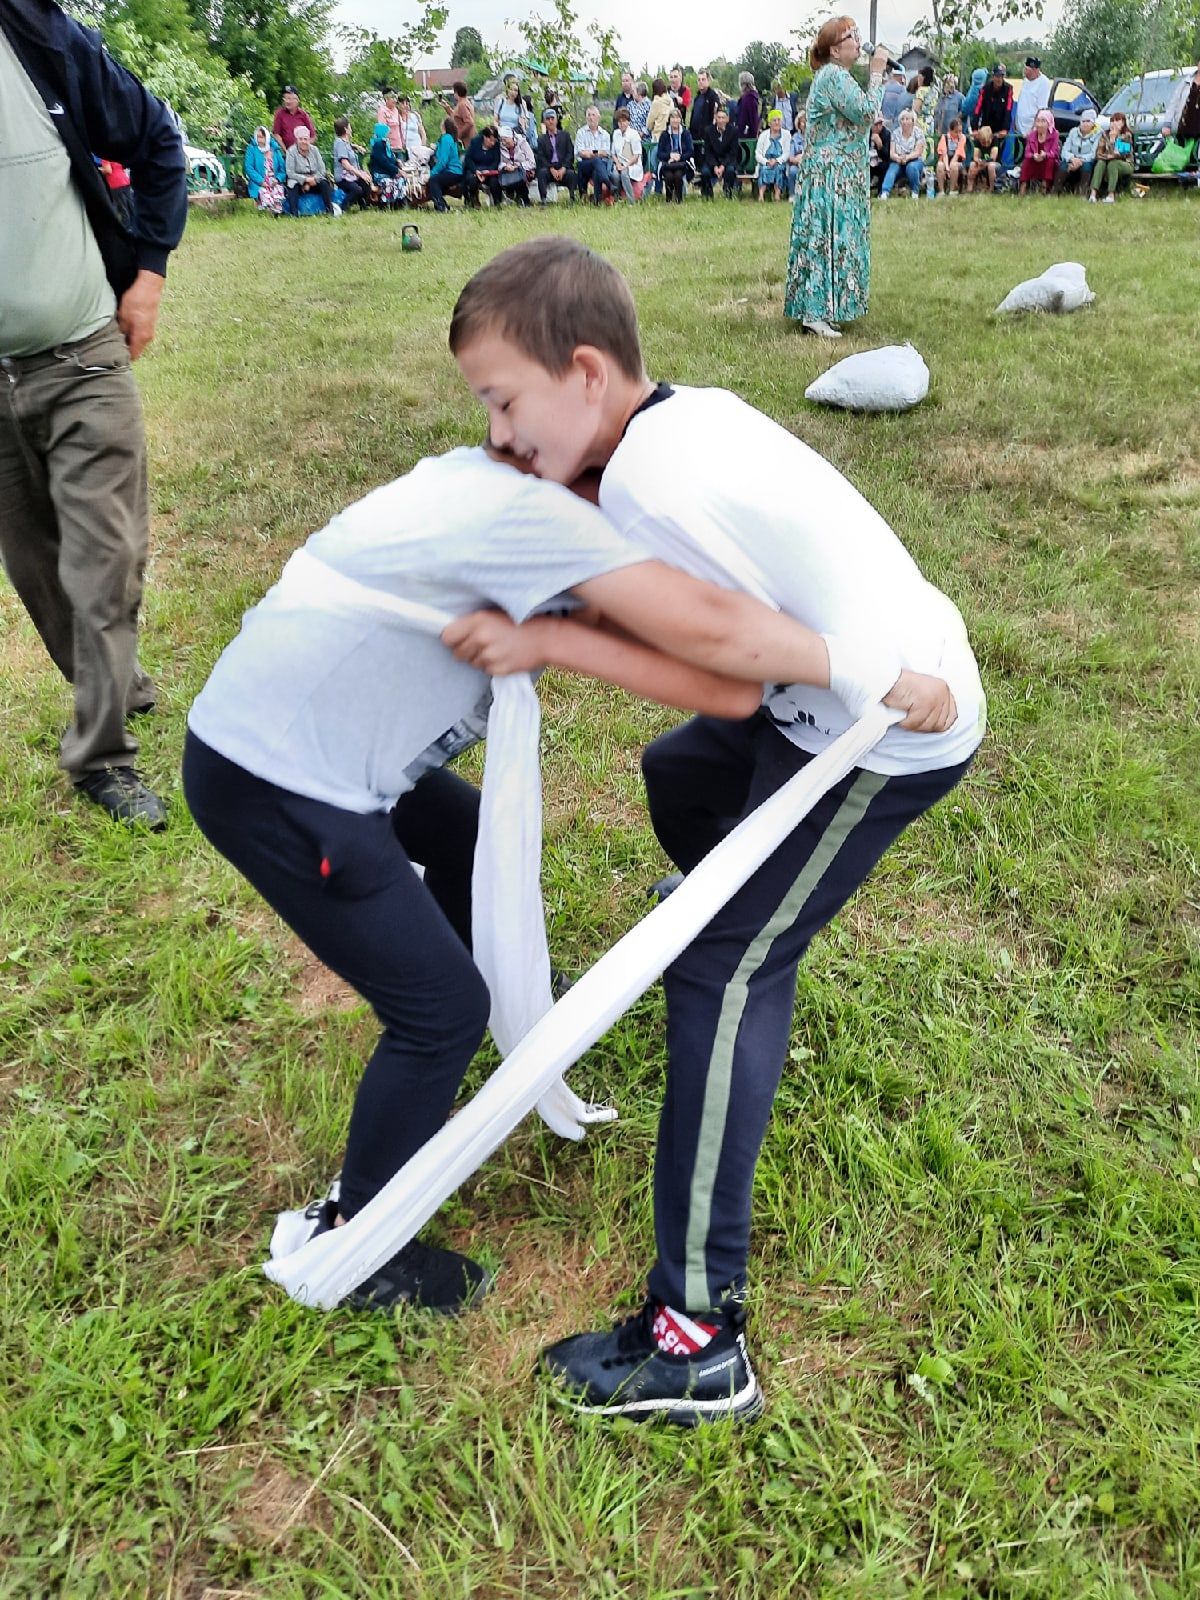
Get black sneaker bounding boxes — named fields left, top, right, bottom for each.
left=541, top=1298, right=763, bottom=1425
left=344, top=1237, right=491, bottom=1314
left=74, top=766, right=167, bottom=829
left=648, top=872, right=683, bottom=902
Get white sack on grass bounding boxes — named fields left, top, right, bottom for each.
left=804, top=343, right=930, bottom=413
left=265, top=704, right=900, bottom=1309
left=995, top=261, right=1095, bottom=315
left=273, top=549, right=612, bottom=1143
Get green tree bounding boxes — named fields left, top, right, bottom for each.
left=510, top=0, right=622, bottom=89
left=450, top=25, right=484, bottom=66
left=735, top=40, right=793, bottom=91
left=1049, top=0, right=1185, bottom=100
left=186, top=0, right=336, bottom=107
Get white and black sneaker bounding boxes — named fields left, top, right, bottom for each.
left=271, top=1180, right=490, bottom=1314
left=541, top=1298, right=763, bottom=1425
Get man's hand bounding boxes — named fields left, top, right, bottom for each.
left=884, top=668, right=958, bottom=732
left=442, top=610, right=552, bottom=676
left=115, top=269, right=164, bottom=361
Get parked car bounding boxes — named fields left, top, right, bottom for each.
left=1044, top=77, right=1101, bottom=139
left=161, top=101, right=229, bottom=192
left=1103, top=68, right=1196, bottom=168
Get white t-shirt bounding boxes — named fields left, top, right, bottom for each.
left=188, top=449, right=645, bottom=812
left=1014, top=73, right=1052, bottom=137
left=599, top=386, right=985, bottom=776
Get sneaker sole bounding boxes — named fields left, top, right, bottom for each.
left=552, top=1371, right=765, bottom=1426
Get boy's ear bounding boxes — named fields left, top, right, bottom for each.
left=571, top=345, right=611, bottom=402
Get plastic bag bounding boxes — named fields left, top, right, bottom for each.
left=995, top=261, right=1095, bottom=314
left=804, top=343, right=930, bottom=412
left=1152, top=137, right=1195, bottom=174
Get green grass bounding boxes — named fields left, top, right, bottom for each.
left=1, top=194, right=1198, bottom=1600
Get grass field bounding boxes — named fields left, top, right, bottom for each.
left=1, top=194, right=1198, bottom=1600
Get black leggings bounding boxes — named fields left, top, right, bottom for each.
left=183, top=731, right=487, bottom=1218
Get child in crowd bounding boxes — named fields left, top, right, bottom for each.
left=449, top=238, right=981, bottom=1423
left=184, top=443, right=946, bottom=1314
left=935, top=117, right=967, bottom=194
left=967, top=123, right=997, bottom=191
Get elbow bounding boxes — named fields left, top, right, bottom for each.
left=710, top=678, right=764, bottom=720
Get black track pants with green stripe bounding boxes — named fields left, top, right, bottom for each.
left=642, top=711, right=971, bottom=1313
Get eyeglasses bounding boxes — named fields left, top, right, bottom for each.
left=835, top=29, right=861, bottom=46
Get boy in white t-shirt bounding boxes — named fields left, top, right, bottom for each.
left=185, top=445, right=940, bottom=1315
left=449, top=237, right=981, bottom=1423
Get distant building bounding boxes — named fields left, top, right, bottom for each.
left=898, top=44, right=942, bottom=80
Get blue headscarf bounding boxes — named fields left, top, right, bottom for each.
left=372, top=121, right=389, bottom=142
left=965, top=68, right=987, bottom=118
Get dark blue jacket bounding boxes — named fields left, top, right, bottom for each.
left=656, top=127, right=694, bottom=171
left=0, top=0, right=188, bottom=294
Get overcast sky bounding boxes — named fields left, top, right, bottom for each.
left=333, top=0, right=1063, bottom=74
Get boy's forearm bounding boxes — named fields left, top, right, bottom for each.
left=537, top=616, right=763, bottom=718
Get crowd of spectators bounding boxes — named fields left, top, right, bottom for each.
left=869, top=56, right=1148, bottom=201
left=244, top=58, right=1190, bottom=218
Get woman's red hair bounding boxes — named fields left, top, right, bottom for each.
left=811, top=15, right=856, bottom=70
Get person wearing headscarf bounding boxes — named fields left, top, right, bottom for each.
left=1051, top=106, right=1100, bottom=193
left=1018, top=106, right=1059, bottom=193
left=369, top=120, right=406, bottom=207
left=244, top=124, right=285, bottom=212
left=755, top=109, right=789, bottom=199
left=962, top=67, right=988, bottom=133
left=785, top=18, right=888, bottom=337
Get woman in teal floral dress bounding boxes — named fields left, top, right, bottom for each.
left=785, top=19, right=887, bottom=337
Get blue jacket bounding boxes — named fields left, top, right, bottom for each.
left=0, top=0, right=188, bottom=292
left=656, top=127, right=694, bottom=170
left=429, top=131, right=463, bottom=179
left=244, top=138, right=285, bottom=197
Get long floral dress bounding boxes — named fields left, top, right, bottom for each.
left=784, top=64, right=882, bottom=325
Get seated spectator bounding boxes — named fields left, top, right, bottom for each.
left=575, top=104, right=614, bottom=203
left=1052, top=107, right=1100, bottom=193
left=428, top=117, right=467, bottom=211
left=967, top=123, right=998, bottom=192
left=245, top=124, right=286, bottom=213
left=880, top=107, right=925, bottom=198
left=648, top=78, right=674, bottom=140
left=786, top=111, right=806, bottom=196
left=701, top=105, right=741, bottom=198
left=496, top=126, right=534, bottom=205
left=463, top=124, right=502, bottom=207
left=734, top=72, right=760, bottom=139
left=369, top=120, right=407, bottom=206
left=655, top=108, right=694, bottom=202
left=755, top=110, right=788, bottom=200
left=1019, top=107, right=1059, bottom=193
left=610, top=107, right=645, bottom=201
left=1090, top=111, right=1134, bottom=202
left=869, top=115, right=891, bottom=195
left=934, top=73, right=965, bottom=139
left=535, top=109, right=578, bottom=203
left=935, top=118, right=967, bottom=194
left=284, top=124, right=335, bottom=215
left=332, top=117, right=375, bottom=210
left=628, top=81, right=651, bottom=137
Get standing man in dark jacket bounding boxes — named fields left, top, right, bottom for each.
left=688, top=68, right=720, bottom=146
left=534, top=108, right=577, bottom=202
left=0, top=0, right=187, bottom=827
left=978, top=63, right=1013, bottom=152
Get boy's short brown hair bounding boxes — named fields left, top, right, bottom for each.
left=449, top=238, right=644, bottom=380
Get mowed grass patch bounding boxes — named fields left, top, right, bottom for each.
left=0, top=195, right=1197, bottom=1599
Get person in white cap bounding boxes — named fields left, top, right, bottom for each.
left=1014, top=56, right=1052, bottom=153
left=1052, top=106, right=1100, bottom=193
